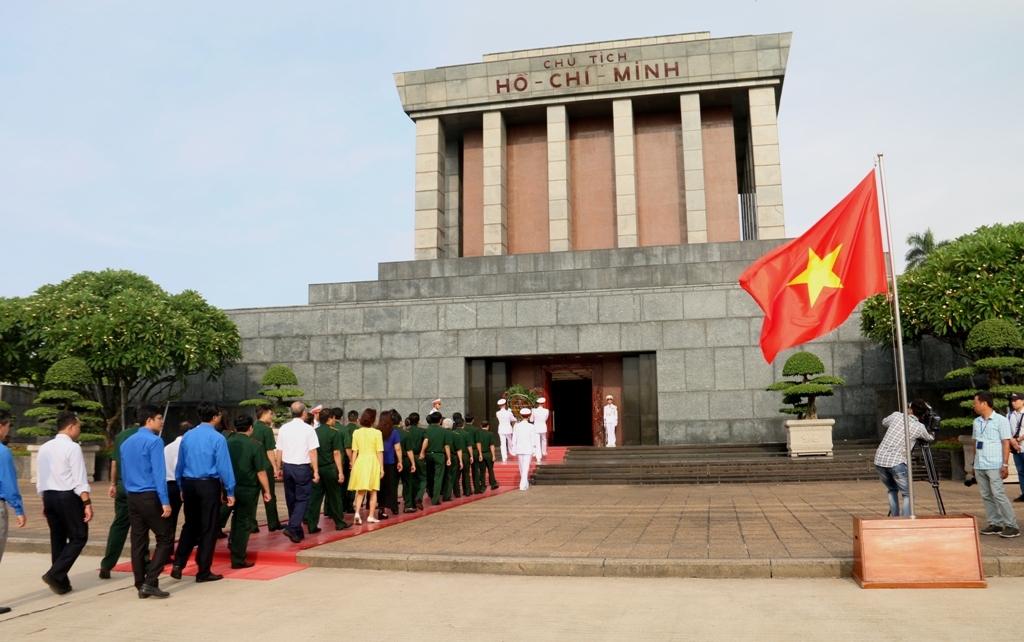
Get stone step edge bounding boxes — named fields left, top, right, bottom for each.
left=295, top=550, right=1020, bottom=579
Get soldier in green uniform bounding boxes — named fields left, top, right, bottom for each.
left=304, top=410, right=350, bottom=531
left=341, top=409, right=358, bottom=514
left=224, top=416, right=272, bottom=569
left=463, top=414, right=481, bottom=494
left=418, top=411, right=449, bottom=506
left=452, top=414, right=474, bottom=498
left=251, top=406, right=282, bottom=532
left=391, top=410, right=410, bottom=512
left=402, top=412, right=424, bottom=512
left=441, top=418, right=460, bottom=501
left=99, top=408, right=148, bottom=579
left=476, top=420, right=499, bottom=491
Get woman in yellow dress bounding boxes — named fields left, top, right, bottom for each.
left=348, top=408, right=384, bottom=524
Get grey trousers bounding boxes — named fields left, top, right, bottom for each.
left=977, top=468, right=1019, bottom=528
left=0, top=500, right=8, bottom=565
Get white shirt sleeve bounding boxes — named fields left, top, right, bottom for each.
left=70, top=445, right=90, bottom=496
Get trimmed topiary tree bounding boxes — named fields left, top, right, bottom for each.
left=766, top=351, right=846, bottom=420
left=20, top=358, right=106, bottom=442
left=239, top=365, right=306, bottom=426
left=941, top=319, right=1024, bottom=429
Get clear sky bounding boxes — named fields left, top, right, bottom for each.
left=2, top=1, right=1020, bottom=310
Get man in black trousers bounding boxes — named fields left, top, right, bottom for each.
left=120, top=404, right=174, bottom=598
left=35, top=413, right=93, bottom=594
left=172, top=401, right=236, bottom=582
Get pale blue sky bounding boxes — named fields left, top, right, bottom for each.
left=2, top=1, right=1020, bottom=309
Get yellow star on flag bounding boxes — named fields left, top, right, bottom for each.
left=787, top=245, right=844, bottom=307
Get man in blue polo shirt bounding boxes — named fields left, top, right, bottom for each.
left=120, top=404, right=173, bottom=598
left=172, top=401, right=235, bottom=582
left=0, top=409, right=26, bottom=614
left=973, top=391, right=1020, bottom=538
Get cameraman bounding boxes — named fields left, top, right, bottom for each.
left=1007, top=393, right=1024, bottom=502
left=874, top=399, right=934, bottom=517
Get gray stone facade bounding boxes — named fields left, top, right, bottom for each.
left=185, top=240, right=958, bottom=444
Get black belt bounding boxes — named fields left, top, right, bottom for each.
left=183, top=477, right=217, bottom=481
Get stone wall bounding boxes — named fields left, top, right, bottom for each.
left=184, top=240, right=958, bottom=445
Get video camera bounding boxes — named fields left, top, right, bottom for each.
left=919, top=407, right=942, bottom=435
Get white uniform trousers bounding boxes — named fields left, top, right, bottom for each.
left=517, top=454, right=531, bottom=490
left=605, top=423, right=617, bottom=447
left=499, top=434, right=513, bottom=462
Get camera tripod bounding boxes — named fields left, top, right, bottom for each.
left=915, top=438, right=946, bottom=515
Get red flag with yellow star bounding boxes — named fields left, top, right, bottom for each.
left=739, top=170, right=887, bottom=363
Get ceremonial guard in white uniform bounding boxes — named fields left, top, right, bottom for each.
left=604, top=395, right=618, bottom=447
left=511, top=408, right=534, bottom=490
left=532, top=397, right=550, bottom=462
left=496, top=399, right=515, bottom=462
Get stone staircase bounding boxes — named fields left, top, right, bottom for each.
left=530, top=442, right=900, bottom=485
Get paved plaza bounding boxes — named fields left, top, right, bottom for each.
left=0, top=552, right=1017, bottom=640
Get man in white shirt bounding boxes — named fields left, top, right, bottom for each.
left=604, top=395, right=618, bottom=447
left=36, top=413, right=93, bottom=594
left=275, top=402, right=320, bottom=544
left=164, top=422, right=191, bottom=543
left=1007, top=393, right=1024, bottom=502
left=496, top=399, right=514, bottom=462
left=511, top=408, right=535, bottom=490
left=532, top=398, right=550, bottom=462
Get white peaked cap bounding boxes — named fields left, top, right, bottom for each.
left=497, top=399, right=506, bottom=406
left=536, top=397, right=546, bottom=403
left=432, top=398, right=442, bottom=404
left=606, top=395, right=614, bottom=399
left=520, top=408, right=532, bottom=415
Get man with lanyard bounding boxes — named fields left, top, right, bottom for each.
left=1007, top=392, right=1024, bottom=502
left=972, top=391, right=1020, bottom=538
left=99, top=405, right=149, bottom=580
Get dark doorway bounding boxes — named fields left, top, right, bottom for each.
left=550, top=378, right=594, bottom=446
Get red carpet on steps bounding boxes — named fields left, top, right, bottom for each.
left=110, top=447, right=567, bottom=581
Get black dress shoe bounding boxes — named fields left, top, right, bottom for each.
left=98, top=568, right=111, bottom=580
left=170, top=567, right=183, bottom=580
left=284, top=529, right=302, bottom=544
left=231, top=561, right=255, bottom=569
left=1014, top=495, right=1024, bottom=503
left=215, top=530, right=228, bottom=540
left=195, top=573, right=223, bottom=583
left=403, top=507, right=417, bottom=514
left=308, top=526, right=322, bottom=534
left=335, top=521, right=351, bottom=530
left=268, top=525, right=285, bottom=532
left=41, top=574, right=71, bottom=595
left=138, top=584, right=170, bottom=599
left=0, top=606, right=11, bottom=614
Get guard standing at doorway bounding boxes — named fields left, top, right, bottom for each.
left=532, top=398, right=550, bottom=462
left=604, top=395, right=618, bottom=447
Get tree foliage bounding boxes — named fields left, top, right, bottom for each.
left=905, top=228, right=950, bottom=271
left=239, top=365, right=305, bottom=426
left=767, top=351, right=845, bottom=420
left=0, top=270, right=241, bottom=444
left=20, top=358, right=105, bottom=441
left=861, top=223, right=1024, bottom=354
left=940, top=320, right=1024, bottom=427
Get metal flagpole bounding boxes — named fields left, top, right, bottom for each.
left=876, top=153, right=915, bottom=518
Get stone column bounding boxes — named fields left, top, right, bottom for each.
left=612, top=99, right=638, bottom=248
left=748, top=87, right=786, bottom=239
left=482, top=110, right=508, bottom=255
left=444, top=138, right=461, bottom=257
left=679, top=94, right=707, bottom=243
left=414, top=118, right=446, bottom=260
left=546, top=105, right=572, bottom=252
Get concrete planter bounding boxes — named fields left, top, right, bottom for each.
left=785, top=418, right=834, bottom=457
left=14, top=455, right=30, bottom=480
left=28, top=441, right=102, bottom=483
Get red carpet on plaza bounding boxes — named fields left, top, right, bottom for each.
left=111, top=448, right=566, bottom=581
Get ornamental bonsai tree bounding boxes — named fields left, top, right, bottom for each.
left=766, top=351, right=846, bottom=420
left=940, top=319, right=1024, bottom=429
left=20, top=357, right=106, bottom=442
left=239, top=365, right=306, bottom=426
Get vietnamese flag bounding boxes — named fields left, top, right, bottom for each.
left=739, top=170, right=887, bottom=363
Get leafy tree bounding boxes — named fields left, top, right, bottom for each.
left=20, top=358, right=105, bottom=442
left=940, top=319, right=1024, bottom=428
left=0, top=270, right=241, bottom=444
left=239, top=365, right=305, bottom=426
left=766, top=351, right=845, bottom=420
left=862, top=223, right=1024, bottom=354
left=905, top=228, right=950, bottom=271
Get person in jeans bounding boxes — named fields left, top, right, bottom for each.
left=874, top=399, right=933, bottom=517
left=973, top=391, right=1020, bottom=537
